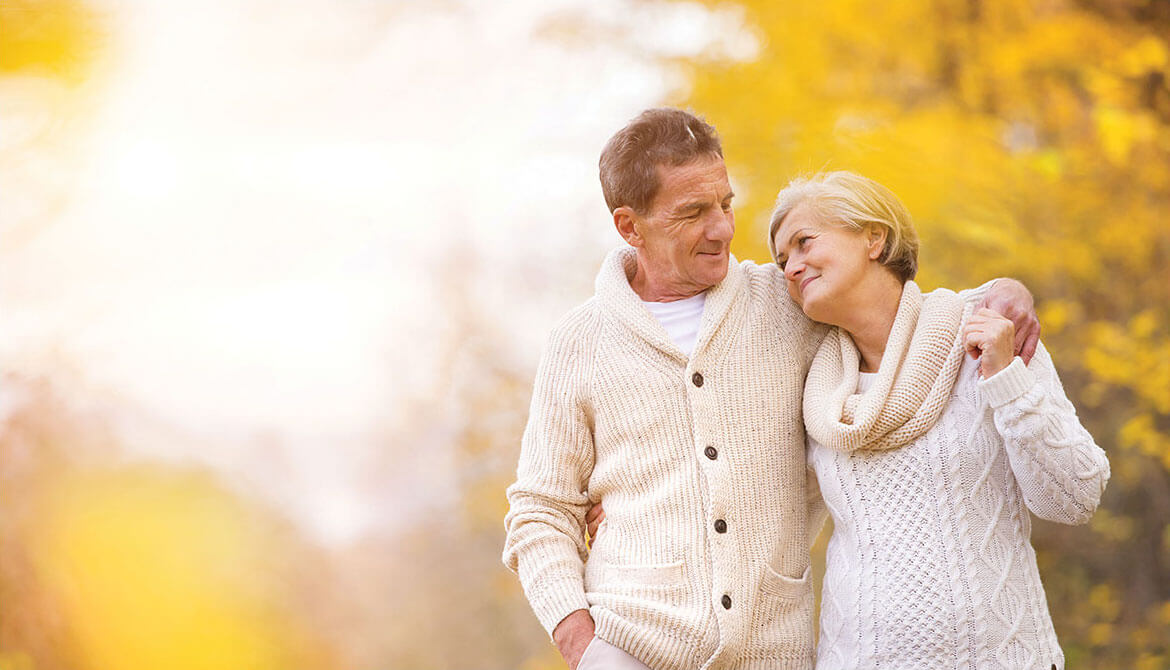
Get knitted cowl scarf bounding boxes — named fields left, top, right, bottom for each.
left=802, top=280, right=974, bottom=452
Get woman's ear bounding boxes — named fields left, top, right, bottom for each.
left=866, top=224, right=889, bottom=260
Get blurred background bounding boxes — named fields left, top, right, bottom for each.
left=1, top=0, right=1167, bottom=668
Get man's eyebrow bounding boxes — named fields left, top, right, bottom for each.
left=671, top=201, right=706, bottom=215
left=671, top=191, right=735, bottom=216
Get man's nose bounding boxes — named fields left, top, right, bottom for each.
left=705, top=209, right=734, bottom=242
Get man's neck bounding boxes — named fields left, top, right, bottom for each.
left=629, top=260, right=710, bottom=303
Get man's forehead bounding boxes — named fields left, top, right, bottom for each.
left=655, top=157, right=731, bottom=193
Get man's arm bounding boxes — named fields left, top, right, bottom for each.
left=958, top=278, right=1040, bottom=364
left=502, top=320, right=597, bottom=667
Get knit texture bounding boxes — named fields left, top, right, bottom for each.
left=503, top=246, right=828, bottom=670
left=803, top=281, right=972, bottom=452
left=809, top=343, right=1110, bottom=670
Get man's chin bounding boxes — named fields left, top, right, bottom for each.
left=703, top=268, right=729, bottom=285
left=693, top=253, right=728, bottom=283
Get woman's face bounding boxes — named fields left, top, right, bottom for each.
left=772, top=203, right=877, bottom=326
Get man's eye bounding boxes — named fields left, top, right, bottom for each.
left=778, top=260, right=786, bottom=270
left=798, top=236, right=811, bottom=246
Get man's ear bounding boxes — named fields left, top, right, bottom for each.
left=866, top=224, right=889, bottom=260
left=613, top=206, right=643, bottom=247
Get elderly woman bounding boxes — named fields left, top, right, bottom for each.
left=769, top=171, right=1109, bottom=670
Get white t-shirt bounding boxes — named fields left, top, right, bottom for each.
left=642, top=292, right=706, bottom=358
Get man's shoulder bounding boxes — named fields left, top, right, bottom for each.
left=545, top=297, right=604, bottom=348
left=734, top=257, right=785, bottom=292
left=735, top=256, right=780, bottom=274
left=733, top=257, right=808, bottom=316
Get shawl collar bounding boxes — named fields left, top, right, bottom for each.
left=594, top=246, right=745, bottom=362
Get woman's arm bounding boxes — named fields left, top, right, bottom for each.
left=978, top=341, right=1111, bottom=525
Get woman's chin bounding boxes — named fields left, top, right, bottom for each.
left=802, top=301, right=836, bottom=327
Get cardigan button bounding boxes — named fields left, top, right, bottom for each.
left=714, top=519, right=727, bottom=533
left=704, top=446, right=718, bottom=460
left=721, top=594, right=732, bottom=609
left=692, top=372, right=704, bottom=387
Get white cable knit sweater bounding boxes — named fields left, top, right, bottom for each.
left=503, top=247, right=828, bottom=670
left=808, top=345, right=1109, bottom=670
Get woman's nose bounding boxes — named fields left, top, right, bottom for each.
left=784, top=260, right=803, bottom=282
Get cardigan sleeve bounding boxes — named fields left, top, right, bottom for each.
left=805, top=463, right=830, bottom=548
left=502, top=316, right=597, bottom=636
left=978, top=341, right=1110, bottom=525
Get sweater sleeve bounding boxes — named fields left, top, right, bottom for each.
left=977, top=341, right=1110, bottom=525
left=502, top=317, right=596, bottom=636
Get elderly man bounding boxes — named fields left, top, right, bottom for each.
left=502, top=108, right=1038, bottom=670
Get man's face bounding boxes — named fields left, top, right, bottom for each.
left=632, top=157, right=735, bottom=297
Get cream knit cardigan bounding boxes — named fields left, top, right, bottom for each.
left=504, top=247, right=828, bottom=670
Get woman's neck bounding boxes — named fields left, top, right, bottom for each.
left=839, top=273, right=904, bottom=373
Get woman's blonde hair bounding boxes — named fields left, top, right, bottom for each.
left=767, top=171, right=919, bottom=282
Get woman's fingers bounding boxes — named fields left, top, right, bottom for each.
left=963, top=308, right=1016, bottom=376
left=585, top=502, right=605, bottom=545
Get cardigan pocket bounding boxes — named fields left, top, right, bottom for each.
left=750, top=565, right=815, bottom=661
left=588, top=559, right=686, bottom=590
left=585, top=558, right=691, bottom=625
left=759, top=563, right=810, bottom=599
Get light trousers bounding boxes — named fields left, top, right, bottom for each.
left=577, top=636, right=653, bottom=670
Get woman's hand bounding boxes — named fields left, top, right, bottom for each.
left=979, top=278, right=1040, bottom=364
left=963, top=308, right=1016, bottom=378
left=585, top=502, right=605, bottom=548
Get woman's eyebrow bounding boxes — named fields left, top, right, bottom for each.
left=786, top=227, right=811, bottom=246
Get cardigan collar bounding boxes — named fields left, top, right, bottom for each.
left=594, top=246, right=745, bottom=363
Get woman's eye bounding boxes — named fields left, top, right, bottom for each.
left=798, top=236, right=811, bottom=246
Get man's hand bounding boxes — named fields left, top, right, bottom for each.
left=553, top=609, right=595, bottom=670
left=963, top=308, right=1016, bottom=378
left=979, top=278, right=1040, bottom=364
left=585, top=502, right=606, bottom=548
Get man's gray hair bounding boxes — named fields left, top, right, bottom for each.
left=599, top=108, right=723, bottom=215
